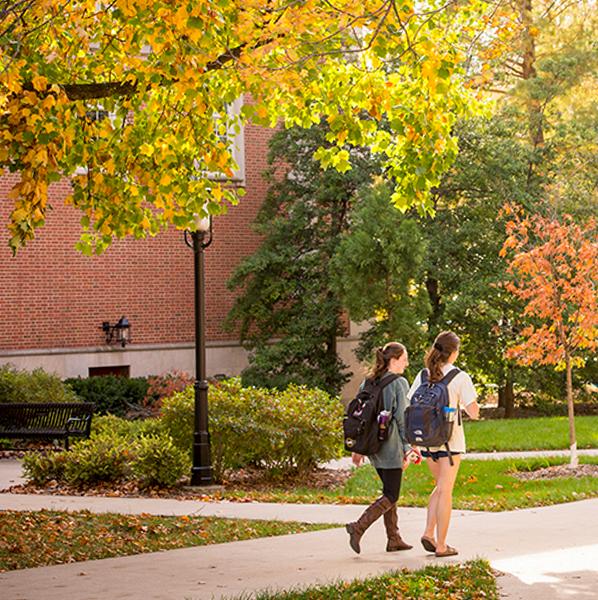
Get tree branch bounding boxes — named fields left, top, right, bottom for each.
left=19, top=42, right=249, bottom=101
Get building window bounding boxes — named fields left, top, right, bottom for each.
left=209, top=96, right=245, bottom=184
left=89, top=365, right=130, bottom=378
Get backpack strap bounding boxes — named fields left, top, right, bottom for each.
left=444, top=441, right=455, bottom=466
left=372, top=372, right=400, bottom=417
left=374, top=372, right=400, bottom=388
left=442, top=369, right=460, bottom=467
left=421, top=367, right=460, bottom=385
left=440, top=367, right=461, bottom=385
left=420, top=369, right=429, bottom=384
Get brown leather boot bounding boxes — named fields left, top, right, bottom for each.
left=384, top=503, right=413, bottom=551
left=345, top=496, right=392, bottom=554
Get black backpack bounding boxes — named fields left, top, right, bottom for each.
left=405, top=368, right=460, bottom=464
left=343, top=373, right=399, bottom=456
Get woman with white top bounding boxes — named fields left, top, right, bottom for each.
left=407, top=331, right=479, bottom=557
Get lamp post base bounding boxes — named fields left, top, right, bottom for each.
left=192, top=378, right=215, bottom=486
left=183, top=482, right=224, bottom=494
left=189, top=466, right=215, bottom=487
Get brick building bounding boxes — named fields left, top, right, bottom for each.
left=0, top=119, right=363, bottom=398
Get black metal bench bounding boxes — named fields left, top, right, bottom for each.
left=0, top=402, right=95, bottom=449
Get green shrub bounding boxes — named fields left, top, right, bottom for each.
left=22, top=416, right=188, bottom=489
left=130, top=435, right=189, bottom=487
left=22, top=451, right=70, bottom=485
left=64, top=432, right=131, bottom=485
left=159, top=378, right=344, bottom=481
left=64, top=375, right=149, bottom=417
left=92, top=413, right=163, bottom=438
left=273, top=384, right=345, bottom=472
left=0, top=364, right=79, bottom=404
left=158, top=386, right=194, bottom=455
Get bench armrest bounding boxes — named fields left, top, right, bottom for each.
left=65, top=415, right=93, bottom=433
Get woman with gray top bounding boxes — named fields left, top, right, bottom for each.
left=346, top=342, right=413, bottom=554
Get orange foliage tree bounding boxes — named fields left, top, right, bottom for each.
left=501, top=208, right=598, bottom=466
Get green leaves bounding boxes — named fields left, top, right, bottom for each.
left=331, top=182, right=430, bottom=360
left=159, top=378, right=345, bottom=480
left=0, top=0, right=509, bottom=254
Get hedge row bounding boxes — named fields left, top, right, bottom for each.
left=0, top=364, right=78, bottom=404
left=22, top=415, right=188, bottom=488
left=21, top=378, right=345, bottom=486
left=0, top=364, right=193, bottom=419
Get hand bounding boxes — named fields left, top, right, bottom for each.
left=352, top=453, right=365, bottom=467
left=405, top=447, right=422, bottom=466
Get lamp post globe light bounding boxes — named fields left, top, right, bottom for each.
left=185, top=213, right=215, bottom=486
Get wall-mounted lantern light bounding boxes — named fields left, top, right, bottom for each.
left=101, top=316, right=131, bottom=347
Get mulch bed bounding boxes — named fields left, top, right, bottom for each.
left=220, top=465, right=352, bottom=492
left=1, top=449, right=351, bottom=500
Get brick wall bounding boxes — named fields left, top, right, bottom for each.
left=0, top=121, right=271, bottom=354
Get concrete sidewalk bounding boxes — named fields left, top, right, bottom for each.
left=2, top=458, right=598, bottom=599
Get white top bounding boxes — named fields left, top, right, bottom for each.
left=407, top=363, right=477, bottom=453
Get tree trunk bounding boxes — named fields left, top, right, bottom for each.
left=498, top=366, right=515, bottom=418
left=521, top=0, right=545, bottom=145
left=498, top=385, right=506, bottom=409
left=504, top=366, right=515, bottom=418
left=565, top=350, right=578, bottom=467
left=425, top=277, right=442, bottom=329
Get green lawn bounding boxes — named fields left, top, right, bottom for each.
left=218, top=415, right=598, bottom=507
left=253, top=559, right=497, bottom=600
left=464, top=414, right=598, bottom=452
left=401, top=456, right=598, bottom=511
left=222, top=456, right=598, bottom=511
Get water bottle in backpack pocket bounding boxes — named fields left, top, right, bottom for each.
left=377, top=410, right=391, bottom=441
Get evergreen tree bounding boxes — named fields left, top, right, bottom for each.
left=331, top=182, right=430, bottom=363
left=224, top=125, right=381, bottom=395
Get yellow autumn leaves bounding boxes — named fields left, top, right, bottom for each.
left=0, top=0, right=516, bottom=254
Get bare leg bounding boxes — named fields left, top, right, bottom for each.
left=422, top=457, right=440, bottom=543
left=422, top=455, right=461, bottom=553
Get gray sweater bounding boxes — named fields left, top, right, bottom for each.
left=361, top=372, right=410, bottom=469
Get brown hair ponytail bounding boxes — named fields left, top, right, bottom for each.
left=425, top=331, right=459, bottom=382
left=369, top=342, right=406, bottom=381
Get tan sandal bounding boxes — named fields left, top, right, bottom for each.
left=435, top=545, right=458, bottom=557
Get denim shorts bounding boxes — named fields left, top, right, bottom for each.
left=421, top=449, right=462, bottom=460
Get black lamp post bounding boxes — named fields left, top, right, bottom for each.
left=185, top=214, right=215, bottom=486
